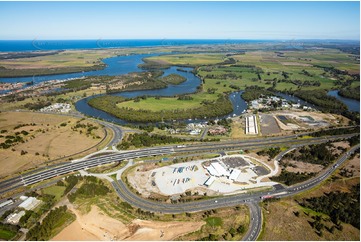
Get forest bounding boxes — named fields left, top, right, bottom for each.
left=293, top=89, right=347, bottom=113
left=338, top=86, right=360, bottom=100
left=241, top=86, right=274, bottom=101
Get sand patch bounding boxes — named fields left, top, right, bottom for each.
left=52, top=205, right=129, bottom=241
left=126, top=219, right=205, bottom=241
left=52, top=205, right=204, bottom=241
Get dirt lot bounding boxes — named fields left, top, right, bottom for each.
left=0, top=112, right=105, bottom=177
left=259, top=114, right=281, bottom=135
left=271, top=110, right=344, bottom=131
left=127, top=164, right=162, bottom=197
left=52, top=205, right=204, bottom=241
left=284, top=160, right=324, bottom=173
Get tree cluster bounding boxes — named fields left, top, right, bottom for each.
left=270, top=169, right=316, bottom=186
left=118, top=132, right=190, bottom=149
left=26, top=206, right=73, bottom=241
left=299, top=184, right=359, bottom=229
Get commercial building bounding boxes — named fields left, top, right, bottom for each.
left=206, top=161, right=230, bottom=177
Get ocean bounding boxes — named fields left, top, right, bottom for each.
left=0, top=39, right=275, bottom=52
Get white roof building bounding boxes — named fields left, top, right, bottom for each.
left=206, top=162, right=230, bottom=177
left=18, top=197, right=41, bottom=210
left=229, top=169, right=241, bottom=181
left=206, top=165, right=219, bottom=177
left=204, top=176, right=215, bottom=187
left=6, top=211, right=25, bottom=225
left=19, top=196, right=28, bottom=201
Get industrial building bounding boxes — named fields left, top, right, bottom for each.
left=18, top=197, right=41, bottom=210
left=6, top=211, right=25, bottom=225
left=245, top=115, right=258, bottom=135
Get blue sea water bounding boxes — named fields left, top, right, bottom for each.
left=0, top=39, right=275, bottom=52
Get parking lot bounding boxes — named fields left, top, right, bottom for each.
left=222, top=156, right=249, bottom=168
left=154, top=161, right=208, bottom=195
left=259, top=114, right=281, bottom=135
left=147, top=155, right=276, bottom=196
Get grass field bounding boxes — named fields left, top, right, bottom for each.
left=116, top=95, right=211, bottom=111
left=0, top=50, right=123, bottom=77
left=42, top=185, right=66, bottom=201
left=0, top=88, right=105, bottom=111
left=0, top=50, right=117, bottom=70
left=0, top=112, right=105, bottom=178
left=128, top=48, right=358, bottom=114
left=259, top=197, right=359, bottom=241
left=145, top=53, right=227, bottom=66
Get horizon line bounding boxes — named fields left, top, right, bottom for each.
left=0, top=38, right=360, bottom=41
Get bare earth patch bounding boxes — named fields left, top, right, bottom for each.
left=284, top=160, right=324, bottom=173
left=52, top=205, right=204, bottom=241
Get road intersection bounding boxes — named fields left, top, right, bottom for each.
left=0, top=117, right=358, bottom=241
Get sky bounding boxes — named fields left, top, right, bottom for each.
left=0, top=1, right=359, bottom=40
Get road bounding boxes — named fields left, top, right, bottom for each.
left=243, top=202, right=262, bottom=241
left=0, top=129, right=358, bottom=240
left=0, top=133, right=355, bottom=194
left=110, top=144, right=359, bottom=240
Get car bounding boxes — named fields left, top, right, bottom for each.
left=215, top=200, right=218, bottom=203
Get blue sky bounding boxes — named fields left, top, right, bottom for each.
left=0, top=1, right=359, bottom=40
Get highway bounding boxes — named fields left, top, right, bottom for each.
left=0, top=133, right=355, bottom=194
left=109, top=144, right=359, bottom=240
left=0, top=129, right=358, bottom=240
left=108, top=144, right=359, bottom=213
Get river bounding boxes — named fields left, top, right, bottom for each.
left=2, top=53, right=359, bottom=124
left=327, top=90, right=360, bottom=113
left=0, top=54, right=158, bottom=84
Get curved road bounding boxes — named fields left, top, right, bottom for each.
left=110, top=144, right=359, bottom=240
left=243, top=202, right=262, bottom=241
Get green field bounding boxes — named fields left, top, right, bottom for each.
left=117, top=97, right=200, bottom=111
left=146, top=53, right=228, bottom=65
left=0, top=229, right=16, bottom=240
left=42, top=185, right=66, bottom=201
left=91, top=47, right=359, bottom=120
left=205, top=217, right=223, bottom=227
